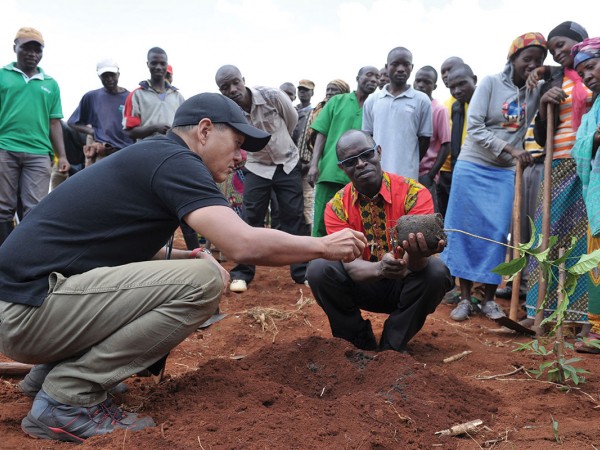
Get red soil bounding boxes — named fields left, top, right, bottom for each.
left=1, top=238, right=599, bottom=449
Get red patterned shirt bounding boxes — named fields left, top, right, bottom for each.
left=324, top=171, right=433, bottom=261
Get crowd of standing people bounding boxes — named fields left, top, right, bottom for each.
left=0, top=20, right=599, bottom=443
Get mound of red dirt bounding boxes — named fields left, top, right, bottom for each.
left=1, top=249, right=599, bottom=449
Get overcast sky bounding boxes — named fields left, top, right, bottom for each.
left=1, top=0, right=597, bottom=117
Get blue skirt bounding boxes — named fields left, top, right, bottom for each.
left=441, top=160, right=515, bottom=285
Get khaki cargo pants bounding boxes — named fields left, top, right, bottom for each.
left=0, top=259, right=223, bottom=406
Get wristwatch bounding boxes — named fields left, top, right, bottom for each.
left=189, top=247, right=212, bottom=258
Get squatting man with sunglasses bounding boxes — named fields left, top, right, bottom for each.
left=306, top=129, right=453, bottom=352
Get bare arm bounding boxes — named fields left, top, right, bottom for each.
left=69, top=123, right=94, bottom=137
left=126, top=124, right=171, bottom=140
left=49, top=119, right=70, bottom=173
left=428, top=142, right=450, bottom=179
left=418, top=136, right=431, bottom=160
left=184, top=205, right=367, bottom=264
left=152, top=246, right=230, bottom=287
left=307, top=132, right=326, bottom=186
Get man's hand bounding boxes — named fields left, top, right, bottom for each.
left=194, top=251, right=230, bottom=290
left=377, top=252, right=410, bottom=279
left=154, top=124, right=171, bottom=135
left=56, top=156, right=70, bottom=173
left=321, top=229, right=367, bottom=262
left=401, top=232, right=445, bottom=258
left=307, top=164, right=319, bottom=187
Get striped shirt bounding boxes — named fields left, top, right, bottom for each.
left=552, top=77, right=593, bottom=159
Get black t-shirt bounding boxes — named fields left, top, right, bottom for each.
left=0, top=132, right=229, bottom=306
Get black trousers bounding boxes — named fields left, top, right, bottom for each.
left=306, top=257, right=453, bottom=351
left=437, top=171, right=452, bottom=219
left=231, top=163, right=307, bottom=284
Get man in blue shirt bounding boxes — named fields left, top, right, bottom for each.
left=68, top=58, right=134, bottom=166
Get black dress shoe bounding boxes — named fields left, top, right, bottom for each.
left=495, top=286, right=525, bottom=299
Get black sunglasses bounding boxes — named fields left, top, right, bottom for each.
left=337, top=146, right=377, bottom=169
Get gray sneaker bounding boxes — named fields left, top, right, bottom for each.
left=19, top=364, right=128, bottom=398
left=441, top=289, right=461, bottom=305
left=480, top=300, right=506, bottom=320
left=450, top=299, right=475, bottom=322
left=21, top=389, right=155, bottom=443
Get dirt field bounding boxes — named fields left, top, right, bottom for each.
left=1, top=242, right=600, bottom=449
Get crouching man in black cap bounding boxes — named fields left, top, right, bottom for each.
left=0, top=93, right=367, bottom=443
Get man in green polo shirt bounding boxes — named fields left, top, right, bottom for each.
left=307, top=66, right=380, bottom=237
left=0, top=27, right=69, bottom=245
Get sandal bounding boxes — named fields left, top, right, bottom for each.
left=575, top=332, right=600, bottom=354
left=576, top=323, right=592, bottom=339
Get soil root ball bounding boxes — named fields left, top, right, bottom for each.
left=395, top=213, right=446, bottom=249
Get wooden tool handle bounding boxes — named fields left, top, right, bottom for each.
left=0, top=362, right=33, bottom=376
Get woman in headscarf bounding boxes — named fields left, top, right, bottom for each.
left=442, top=32, right=547, bottom=322
left=296, top=79, right=350, bottom=234
left=571, top=37, right=600, bottom=351
left=522, top=22, right=594, bottom=333
left=300, top=79, right=351, bottom=158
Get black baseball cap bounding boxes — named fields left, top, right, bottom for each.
left=172, top=93, right=271, bottom=152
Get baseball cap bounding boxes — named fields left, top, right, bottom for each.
left=298, top=79, right=315, bottom=90
left=96, top=58, right=119, bottom=76
left=14, top=27, right=44, bottom=47
left=172, top=93, right=271, bottom=152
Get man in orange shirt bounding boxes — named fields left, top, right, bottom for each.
left=306, top=130, right=452, bottom=352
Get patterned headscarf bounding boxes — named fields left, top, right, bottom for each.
left=572, top=37, right=600, bottom=68
left=507, top=32, right=547, bottom=60
left=327, top=79, right=351, bottom=94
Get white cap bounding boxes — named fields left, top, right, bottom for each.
left=96, top=58, right=119, bottom=76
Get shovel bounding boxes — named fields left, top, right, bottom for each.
left=509, top=159, right=524, bottom=322
left=499, top=105, right=555, bottom=335
left=494, top=316, right=536, bottom=335
left=493, top=159, right=535, bottom=334
left=531, top=104, right=555, bottom=335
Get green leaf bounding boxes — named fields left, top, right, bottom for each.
left=512, top=341, right=534, bottom=352
left=531, top=237, right=559, bottom=263
left=540, top=309, right=558, bottom=328
left=568, top=248, right=600, bottom=275
left=530, top=369, right=543, bottom=379
left=564, top=342, right=575, bottom=351
left=563, top=358, right=582, bottom=365
left=571, top=372, right=580, bottom=385
left=564, top=272, right=579, bottom=296
left=518, top=217, right=538, bottom=251
left=554, top=236, right=578, bottom=265
left=492, top=257, right=527, bottom=276
left=530, top=234, right=546, bottom=252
